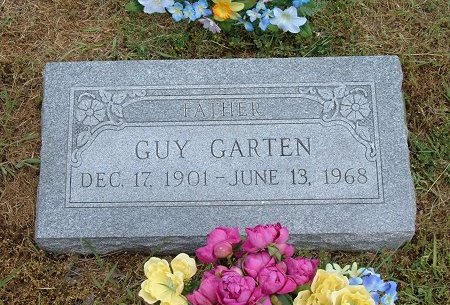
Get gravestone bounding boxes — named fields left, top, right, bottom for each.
left=36, top=56, right=416, bottom=253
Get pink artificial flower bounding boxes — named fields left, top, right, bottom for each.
left=257, top=263, right=297, bottom=295
left=242, top=223, right=295, bottom=257
left=284, top=257, right=319, bottom=286
left=242, top=251, right=276, bottom=279
left=187, top=270, right=220, bottom=305
left=215, top=266, right=270, bottom=305
left=196, top=227, right=241, bottom=263
left=275, top=243, right=296, bottom=258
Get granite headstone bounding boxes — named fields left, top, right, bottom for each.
left=36, top=56, right=416, bottom=253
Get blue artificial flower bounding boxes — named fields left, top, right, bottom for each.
left=349, top=267, right=398, bottom=305
left=293, top=0, right=310, bottom=8
left=237, top=17, right=254, bottom=32
left=371, top=291, right=381, bottom=304
left=167, top=2, right=185, bottom=21
left=259, top=16, right=271, bottom=30
left=381, top=293, right=398, bottom=305
left=255, top=0, right=266, bottom=11
left=183, top=1, right=197, bottom=21
left=382, top=281, right=398, bottom=304
left=243, top=2, right=273, bottom=31
left=193, top=0, right=211, bottom=19
left=362, top=274, right=385, bottom=303
left=259, top=8, right=273, bottom=31
left=360, top=268, right=377, bottom=277
left=349, top=277, right=363, bottom=285
left=246, top=8, right=261, bottom=22
left=384, top=281, right=398, bottom=296
left=363, top=274, right=386, bottom=292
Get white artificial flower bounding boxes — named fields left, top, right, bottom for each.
left=325, top=263, right=351, bottom=275
left=347, top=262, right=362, bottom=277
left=270, top=6, right=306, bottom=33
left=139, top=0, right=175, bottom=14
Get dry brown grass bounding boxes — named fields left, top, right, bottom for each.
left=1, top=0, right=449, bottom=304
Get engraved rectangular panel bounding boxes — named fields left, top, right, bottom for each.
left=66, top=83, right=382, bottom=207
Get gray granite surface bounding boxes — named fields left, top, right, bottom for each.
left=36, top=56, right=416, bottom=253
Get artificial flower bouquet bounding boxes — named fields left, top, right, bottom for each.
left=127, top=0, right=323, bottom=34
left=139, top=223, right=399, bottom=305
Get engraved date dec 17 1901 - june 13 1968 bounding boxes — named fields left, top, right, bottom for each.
left=78, top=167, right=369, bottom=189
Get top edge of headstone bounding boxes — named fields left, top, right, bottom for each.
left=44, top=54, right=401, bottom=65
left=44, top=55, right=401, bottom=63
left=43, top=55, right=401, bottom=76
left=43, top=56, right=404, bottom=90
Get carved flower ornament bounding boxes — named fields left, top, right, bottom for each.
left=75, top=93, right=106, bottom=126
left=340, top=93, right=371, bottom=121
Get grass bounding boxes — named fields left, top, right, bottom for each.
left=1, top=0, right=449, bottom=304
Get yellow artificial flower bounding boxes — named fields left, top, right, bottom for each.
left=293, top=270, right=350, bottom=305
left=311, top=270, right=349, bottom=295
left=331, top=285, right=375, bottom=305
left=139, top=279, right=158, bottom=304
left=294, top=290, right=332, bottom=305
left=144, top=257, right=171, bottom=279
left=212, top=0, right=244, bottom=21
left=171, top=253, right=197, bottom=281
left=294, top=291, right=310, bottom=305
left=139, top=271, right=187, bottom=305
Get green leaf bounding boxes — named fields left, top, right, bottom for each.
left=299, top=22, right=313, bottom=38
left=15, top=158, right=41, bottom=170
left=0, top=270, right=17, bottom=289
left=219, top=21, right=233, bottom=32
left=125, top=0, right=144, bottom=12
left=295, top=284, right=311, bottom=294
left=91, top=275, right=103, bottom=291
left=268, top=245, right=282, bottom=261
left=240, top=0, right=257, bottom=10
left=267, top=24, right=280, bottom=33
left=80, top=239, right=105, bottom=270
left=102, top=263, right=117, bottom=288
left=271, top=294, right=294, bottom=305
left=298, top=0, right=326, bottom=17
